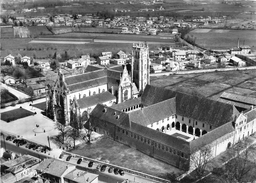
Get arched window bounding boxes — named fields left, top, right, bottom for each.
left=123, top=90, right=128, bottom=101
left=182, top=124, right=187, bottom=133
left=176, top=122, right=180, bottom=130
left=188, top=126, right=193, bottom=135
left=195, top=128, right=201, bottom=137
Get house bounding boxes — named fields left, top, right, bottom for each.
left=36, top=159, right=98, bottom=183
left=1, top=155, right=41, bottom=183
left=230, top=56, right=246, bottom=67
left=3, top=76, right=16, bottom=85
left=88, top=85, right=256, bottom=171
left=117, top=50, right=128, bottom=59
left=101, top=52, right=112, bottom=59
left=4, top=54, right=15, bottom=66
left=21, top=56, right=32, bottom=66
left=98, top=56, right=110, bottom=65
left=150, top=63, right=164, bottom=73
left=28, top=83, right=46, bottom=96
left=173, top=51, right=187, bottom=61
left=111, top=59, right=126, bottom=65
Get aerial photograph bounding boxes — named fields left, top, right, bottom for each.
left=1, top=0, right=256, bottom=182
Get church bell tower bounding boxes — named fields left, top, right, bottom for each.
left=131, top=42, right=150, bottom=93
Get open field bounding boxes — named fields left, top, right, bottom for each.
left=32, top=102, right=46, bottom=111
left=189, top=29, right=256, bottom=50
left=71, top=137, right=182, bottom=179
left=151, top=69, right=256, bottom=102
left=1, top=108, right=35, bottom=122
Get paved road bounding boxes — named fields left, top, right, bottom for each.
left=1, top=83, right=30, bottom=100
left=0, top=137, right=163, bottom=183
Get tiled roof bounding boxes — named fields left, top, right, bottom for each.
left=220, top=92, right=256, bottom=106
left=111, top=97, right=141, bottom=111
left=129, top=98, right=176, bottom=126
left=65, top=70, right=107, bottom=86
left=190, top=122, right=235, bottom=153
left=90, top=104, right=190, bottom=152
left=64, top=169, right=98, bottom=183
left=68, top=77, right=108, bottom=93
left=77, top=91, right=116, bottom=109
left=245, top=108, right=256, bottom=122
left=142, top=85, right=238, bottom=127
left=130, top=122, right=190, bottom=152
left=90, top=104, right=129, bottom=128
left=36, top=159, right=74, bottom=178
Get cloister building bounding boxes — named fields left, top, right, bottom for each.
left=88, top=85, right=256, bottom=170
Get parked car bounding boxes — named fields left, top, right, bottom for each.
left=28, top=144, right=36, bottom=149
left=100, top=165, right=107, bottom=172
left=96, top=164, right=102, bottom=170
left=88, top=161, right=93, bottom=167
left=119, top=169, right=124, bottom=176
left=17, top=139, right=27, bottom=146
left=77, top=158, right=83, bottom=164
left=59, top=154, right=64, bottom=159
left=108, top=167, right=114, bottom=173
left=6, top=136, right=14, bottom=141
left=32, top=145, right=40, bottom=151
left=114, top=168, right=119, bottom=175
left=66, top=155, right=72, bottom=161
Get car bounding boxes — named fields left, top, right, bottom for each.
left=119, top=169, right=124, bottom=176
left=6, top=136, right=14, bottom=141
left=77, top=158, right=83, bottom=164
left=66, top=155, right=72, bottom=161
left=28, top=144, right=36, bottom=149
left=100, top=165, right=107, bottom=172
left=17, top=139, right=27, bottom=146
left=114, top=168, right=119, bottom=175
left=59, top=154, right=64, bottom=159
left=108, top=167, right=114, bottom=173
left=13, top=139, right=19, bottom=144
left=32, top=145, right=40, bottom=151
left=88, top=161, right=93, bottom=167
left=41, top=146, right=51, bottom=153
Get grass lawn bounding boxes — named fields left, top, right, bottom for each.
left=70, top=137, right=182, bottom=179
left=0, top=89, right=18, bottom=104
left=32, top=102, right=46, bottom=111
left=1, top=108, right=35, bottom=122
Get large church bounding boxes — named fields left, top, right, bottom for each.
left=46, top=42, right=150, bottom=127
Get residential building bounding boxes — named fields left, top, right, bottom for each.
left=230, top=56, right=246, bottom=67
left=88, top=85, right=256, bottom=171
left=4, top=54, right=15, bottom=66
left=1, top=155, right=41, bottom=183
left=21, top=56, right=32, bottom=66
left=36, top=159, right=98, bottom=183
left=3, top=76, right=16, bottom=85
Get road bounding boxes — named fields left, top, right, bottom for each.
left=1, top=83, right=30, bottom=100
left=0, top=136, right=163, bottom=183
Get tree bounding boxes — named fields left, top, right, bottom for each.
left=190, top=145, right=213, bottom=179
left=50, top=60, right=60, bottom=71
left=55, top=122, right=68, bottom=144
left=68, top=128, right=81, bottom=149
left=213, top=140, right=256, bottom=183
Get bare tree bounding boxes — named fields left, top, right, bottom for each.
left=68, top=128, right=81, bottom=149
left=190, top=145, right=213, bottom=179
left=213, top=140, right=256, bottom=183
left=55, top=122, right=68, bottom=144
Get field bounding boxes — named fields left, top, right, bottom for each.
left=151, top=69, right=256, bottom=102
left=189, top=29, right=256, bottom=50
left=1, top=108, right=35, bottom=122
left=0, top=88, right=18, bottom=104
left=71, top=137, right=182, bottom=179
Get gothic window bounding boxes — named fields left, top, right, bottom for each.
left=123, top=90, right=128, bottom=101
left=93, top=91, right=96, bottom=95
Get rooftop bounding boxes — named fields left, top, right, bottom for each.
left=77, top=91, right=116, bottom=109
left=64, top=169, right=98, bottom=183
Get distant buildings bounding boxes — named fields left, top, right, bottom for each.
left=4, top=54, right=15, bottom=66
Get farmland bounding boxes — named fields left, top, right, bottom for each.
left=151, top=69, right=256, bottom=102
left=189, top=29, right=256, bottom=50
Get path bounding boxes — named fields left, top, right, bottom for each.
left=1, top=83, right=30, bottom=100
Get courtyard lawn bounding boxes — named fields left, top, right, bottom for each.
left=0, top=89, right=18, bottom=104
left=32, top=102, right=46, bottom=111
left=1, top=108, right=35, bottom=122
left=70, top=136, right=182, bottom=179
